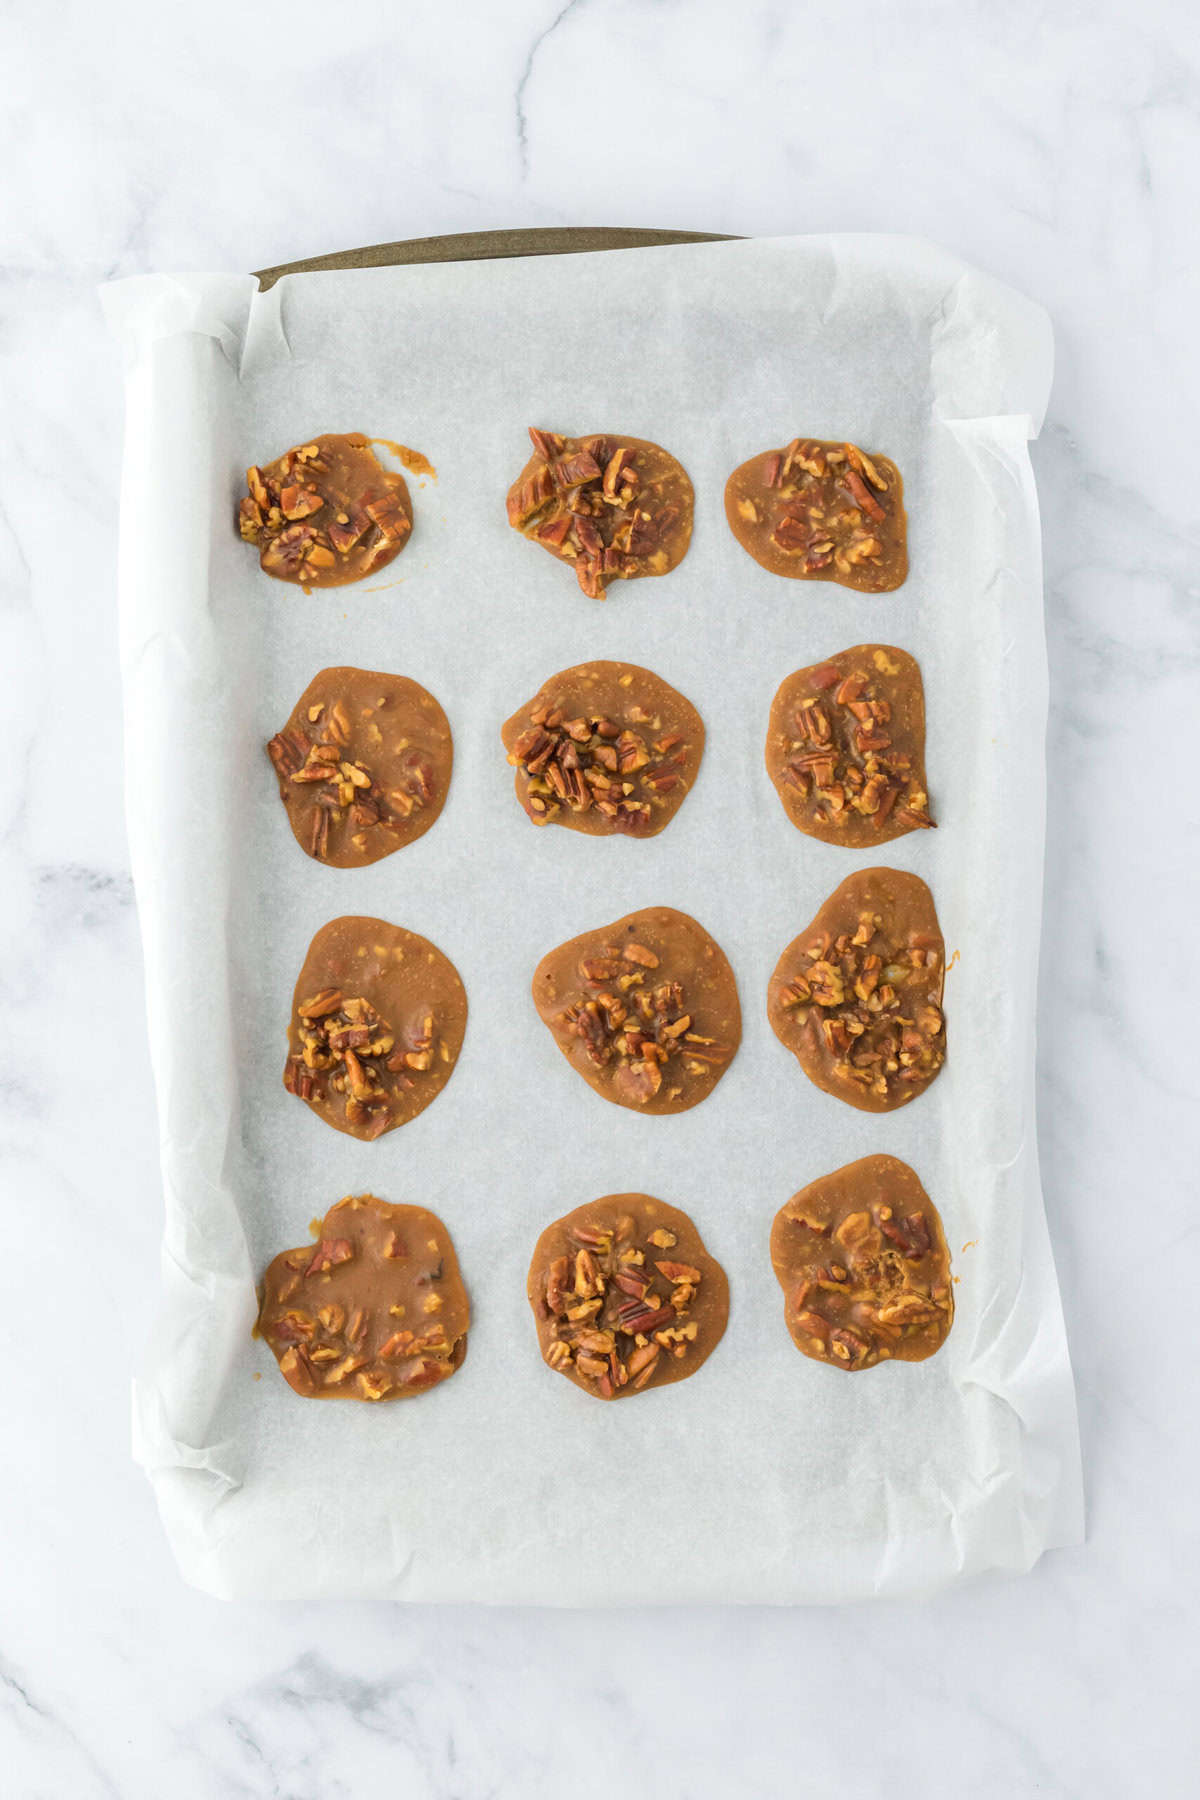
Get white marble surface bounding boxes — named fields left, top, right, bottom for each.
left=1, top=0, right=1196, bottom=1793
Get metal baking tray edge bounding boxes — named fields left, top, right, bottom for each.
left=254, top=226, right=739, bottom=290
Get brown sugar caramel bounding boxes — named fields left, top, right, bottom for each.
left=768, top=869, right=946, bottom=1112
left=506, top=427, right=693, bottom=599
left=501, top=660, right=704, bottom=837
left=267, top=667, right=452, bottom=868
left=258, top=1195, right=469, bottom=1401
left=283, top=917, right=467, bottom=1141
left=238, top=432, right=414, bottom=587
left=533, top=907, right=741, bottom=1114
left=771, top=1157, right=953, bottom=1371
left=725, top=437, right=907, bottom=592
left=766, top=645, right=933, bottom=847
left=528, top=1195, right=728, bottom=1400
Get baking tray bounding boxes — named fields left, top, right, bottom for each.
left=254, top=225, right=738, bottom=290
left=104, top=229, right=1083, bottom=1603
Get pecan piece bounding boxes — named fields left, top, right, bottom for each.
left=654, top=1260, right=702, bottom=1284
left=771, top=515, right=810, bottom=553
left=279, top=485, right=324, bottom=521
left=305, top=1238, right=354, bottom=1276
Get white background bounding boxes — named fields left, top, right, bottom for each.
left=1, top=0, right=1195, bottom=1793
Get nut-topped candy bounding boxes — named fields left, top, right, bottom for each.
left=533, top=906, right=740, bottom=1113
left=506, top=427, right=693, bottom=599
left=725, top=437, right=907, bottom=592
left=268, top=667, right=452, bottom=867
left=766, top=645, right=933, bottom=846
left=768, top=869, right=946, bottom=1112
left=501, top=660, right=704, bottom=836
left=258, top=1195, right=469, bottom=1400
left=771, top=1156, right=953, bottom=1371
left=284, top=917, right=467, bottom=1141
left=238, top=433, right=414, bottom=586
left=528, top=1195, right=728, bottom=1400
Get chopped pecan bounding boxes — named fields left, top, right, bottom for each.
left=772, top=870, right=945, bottom=1112
left=531, top=1197, right=724, bottom=1400
left=879, top=1208, right=932, bottom=1257
left=775, top=656, right=932, bottom=838
left=239, top=433, right=415, bottom=588
left=558, top=956, right=725, bottom=1103
left=305, top=1236, right=354, bottom=1276
left=506, top=429, right=692, bottom=596
left=771, top=1155, right=953, bottom=1371
left=258, top=1195, right=468, bottom=1401
left=537, top=908, right=739, bottom=1115
left=507, top=696, right=687, bottom=835
left=273, top=701, right=436, bottom=864
left=654, top=1260, right=702, bottom=1284
left=286, top=993, right=442, bottom=1137
left=727, top=437, right=906, bottom=593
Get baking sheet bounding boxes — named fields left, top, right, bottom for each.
left=103, top=234, right=1083, bottom=1603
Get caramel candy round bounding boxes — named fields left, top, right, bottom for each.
left=506, top=427, right=693, bottom=599
left=258, top=1195, right=469, bottom=1400
left=283, top=917, right=467, bottom=1141
left=768, top=869, right=945, bottom=1113
left=267, top=667, right=452, bottom=867
left=766, top=645, right=933, bottom=847
left=528, top=1195, right=728, bottom=1401
left=501, top=660, right=704, bottom=837
left=238, top=432, right=414, bottom=587
left=771, top=1157, right=953, bottom=1371
left=725, top=437, right=907, bottom=592
left=533, top=907, right=741, bottom=1114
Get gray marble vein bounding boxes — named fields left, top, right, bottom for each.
left=514, top=0, right=589, bottom=179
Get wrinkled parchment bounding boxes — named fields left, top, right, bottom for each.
left=103, top=235, right=1082, bottom=1602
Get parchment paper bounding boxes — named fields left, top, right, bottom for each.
left=103, top=234, right=1083, bottom=1603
